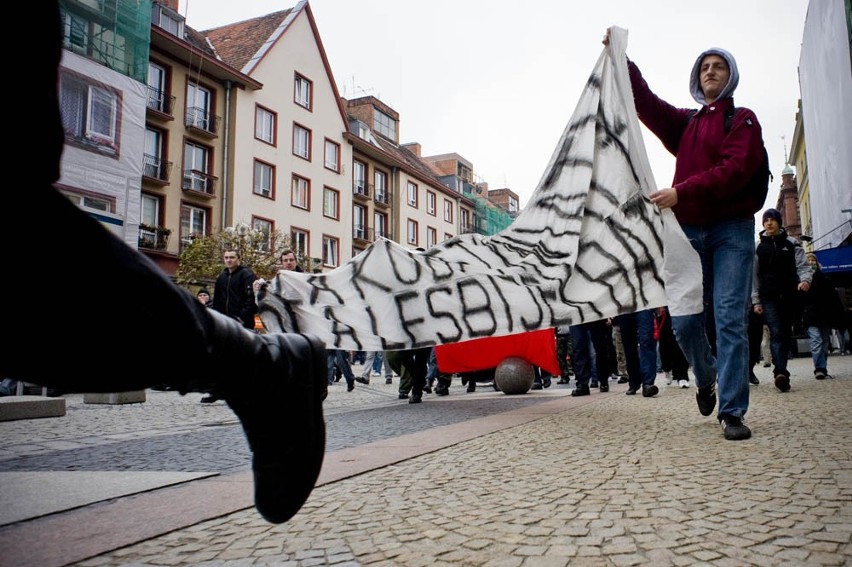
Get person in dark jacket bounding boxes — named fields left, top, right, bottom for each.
left=803, top=253, right=845, bottom=380
left=751, top=208, right=812, bottom=392
left=606, top=30, right=767, bottom=440
left=203, top=249, right=259, bottom=403
left=213, top=249, right=258, bottom=330
left=7, top=0, right=328, bottom=525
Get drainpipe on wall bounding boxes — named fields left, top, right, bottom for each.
left=221, top=80, right=233, bottom=229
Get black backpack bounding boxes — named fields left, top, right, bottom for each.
left=687, top=107, right=772, bottom=214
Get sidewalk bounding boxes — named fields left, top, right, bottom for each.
left=2, top=354, right=851, bottom=566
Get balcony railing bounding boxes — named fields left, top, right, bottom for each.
left=185, top=106, right=221, bottom=136
left=353, top=182, right=371, bottom=199
left=353, top=225, right=374, bottom=242
left=182, top=169, right=217, bottom=196
left=146, top=85, right=175, bottom=116
left=374, top=190, right=391, bottom=207
left=142, top=153, right=172, bottom=183
left=138, top=224, right=171, bottom=250
left=375, top=230, right=393, bottom=241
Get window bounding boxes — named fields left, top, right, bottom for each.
left=323, top=187, right=340, bottom=219
left=60, top=70, right=121, bottom=155
left=180, top=204, right=207, bottom=249
left=323, top=235, right=339, bottom=267
left=407, top=182, right=418, bottom=207
left=407, top=219, right=418, bottom=245
left=151, top=2, right=184, bottom=37
left=375, top=212, right=389, bottom=239
left=427, top=227, right=437, bottom=248
left=183, top=141, right=211, bottom=193
left=461, top=209, right=472, bottom=232
left=374, top=170, right=387, bottom=204
left=293, top=124, right=311, bottom=160
left=255, top=106, right=276, bottom=144
left=291, top=175, right=310, bottom=209
left=254, top=160, right=274, bottom=198
left=143, top=127, right=167, bottom=180
left=141, top=194, right=162, bottom=226
left=444, top=199, right=454, bottom=223
left=324, top=139, right=340, bottom=172
left=353, top=160, right=367, bottom=196
left=508, top=196, right=519, bottom=213
left=373, top=109, right=397, bottom=140
left=427, top=191, right=436, bottom=215
left=353, top=204, right=367, bottom=239
left=294, top=74, right=312, bottom=110
left=252, top=217, right=273, bottom=252
left=186, top=82, right=212, bottom=132
left=146, top=62, right=169, bottom=114
left=291, top=228, right=309, bottom=261
left=64, top=191, right=113, bottom=212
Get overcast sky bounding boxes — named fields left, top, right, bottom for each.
left=181, top=0, right=811, bottom=214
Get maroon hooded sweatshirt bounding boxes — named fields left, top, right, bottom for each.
left=627, top=54, right=767, bottom=225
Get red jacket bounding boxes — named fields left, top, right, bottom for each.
left=627, top=60, right=766, bottom=225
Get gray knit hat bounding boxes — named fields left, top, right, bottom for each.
left=689, top=47, right=739, bottom=105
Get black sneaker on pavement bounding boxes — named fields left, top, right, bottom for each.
left=571, top=384, right=590, bottom=397
left=774, top=373, right=791, bottom=392
left=814, top=368, right=827, bottom=380
left=749, top=371, right=760, bottom=385
left=642, top=384, right=659, bottom=397
left=355, top=376, right=370, bottom=385
left=696, top=385, right=716, bottom=416
left=719, top=414, right=751, bottom=440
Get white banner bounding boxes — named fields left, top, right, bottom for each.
left=258, top=27, right=702, bottom=351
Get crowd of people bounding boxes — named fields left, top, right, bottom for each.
left=13, top=3, right=850, bottom=532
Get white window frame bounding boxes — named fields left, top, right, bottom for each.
left=180, top=204, right=207, bottom=248
left=255, top=106, right=275, bottom=144
left=292, top=228, right=309, bottom=261
left=323, top=235, right=339, bottom=267
left=353, top=160, right=367, bottom=194
left=427, top=227, right=437, bottom=248
left=254, top=160, right=274, bottom=198
left=323, top=187, right=340, bottom=219
left=291, top=175, right=310, bottom=210
left=375, top=212, right=388, bottom=239
left=252, top=217, right=273, bottom=252
left=324, top=139, right=340, bottom=172
left=293, top=124, right=310, bottom=160
left=294, top=73, right=312, bottom=110
left=407, top=219, right=418, bottom=245
left=374, top=170, right=387, bottom=202
left=407, top=181, right=418, bottom=207
left=427, top=191, right=436, bottom=215
left=141, top=193, right=161, bottom=226
left=444, top=199, right=454, bottom=223
left=354, top=204, right=367, bottom=239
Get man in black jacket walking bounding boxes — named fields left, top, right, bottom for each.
left=202, top=249, right=258, bottom=404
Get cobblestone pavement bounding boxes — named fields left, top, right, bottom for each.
left=4, top=356, right=852, bottom=566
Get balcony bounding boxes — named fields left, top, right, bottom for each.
left=185, top=107, right=221, bottom=136
left=142, top=154, right=172, bottom=184
left=374, top=189, right=391, bottom=208
left=375, top=230, right=393, bottom=241
left=146, top=85, right=175, bottom=117
left=182, top=169, right=217, bottom=197
left=138, top=224, right=171, bottom=250
left=353, top=182, right=371, bottom=201
left=353, top=225, right=373, bottom=243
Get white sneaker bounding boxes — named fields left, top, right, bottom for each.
left=678, top=379, right=689, bottom=389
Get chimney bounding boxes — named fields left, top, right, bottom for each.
left=402, top=142, right=421, bottom=157
left=159, top=0, right=179, bottom=12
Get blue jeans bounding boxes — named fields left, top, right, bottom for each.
left=671, top=219, right=753, bottom=419
left=327, top=349, right=355, bottom=385
left=616, top=309, right=657, bottom=389
left=807, top=326, right=831, bottom=372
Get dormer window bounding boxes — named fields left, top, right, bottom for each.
left=152, top=2, right=184, bottom=38
left=373, top=109, right=397, bottom=141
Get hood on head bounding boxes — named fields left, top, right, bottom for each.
left=689, top=47, right=739, bottom=105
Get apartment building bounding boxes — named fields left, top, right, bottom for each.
left=201, top=1, right=351, bottom=270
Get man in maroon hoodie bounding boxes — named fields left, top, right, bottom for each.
left=605, top=31, right=768, bottom=441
